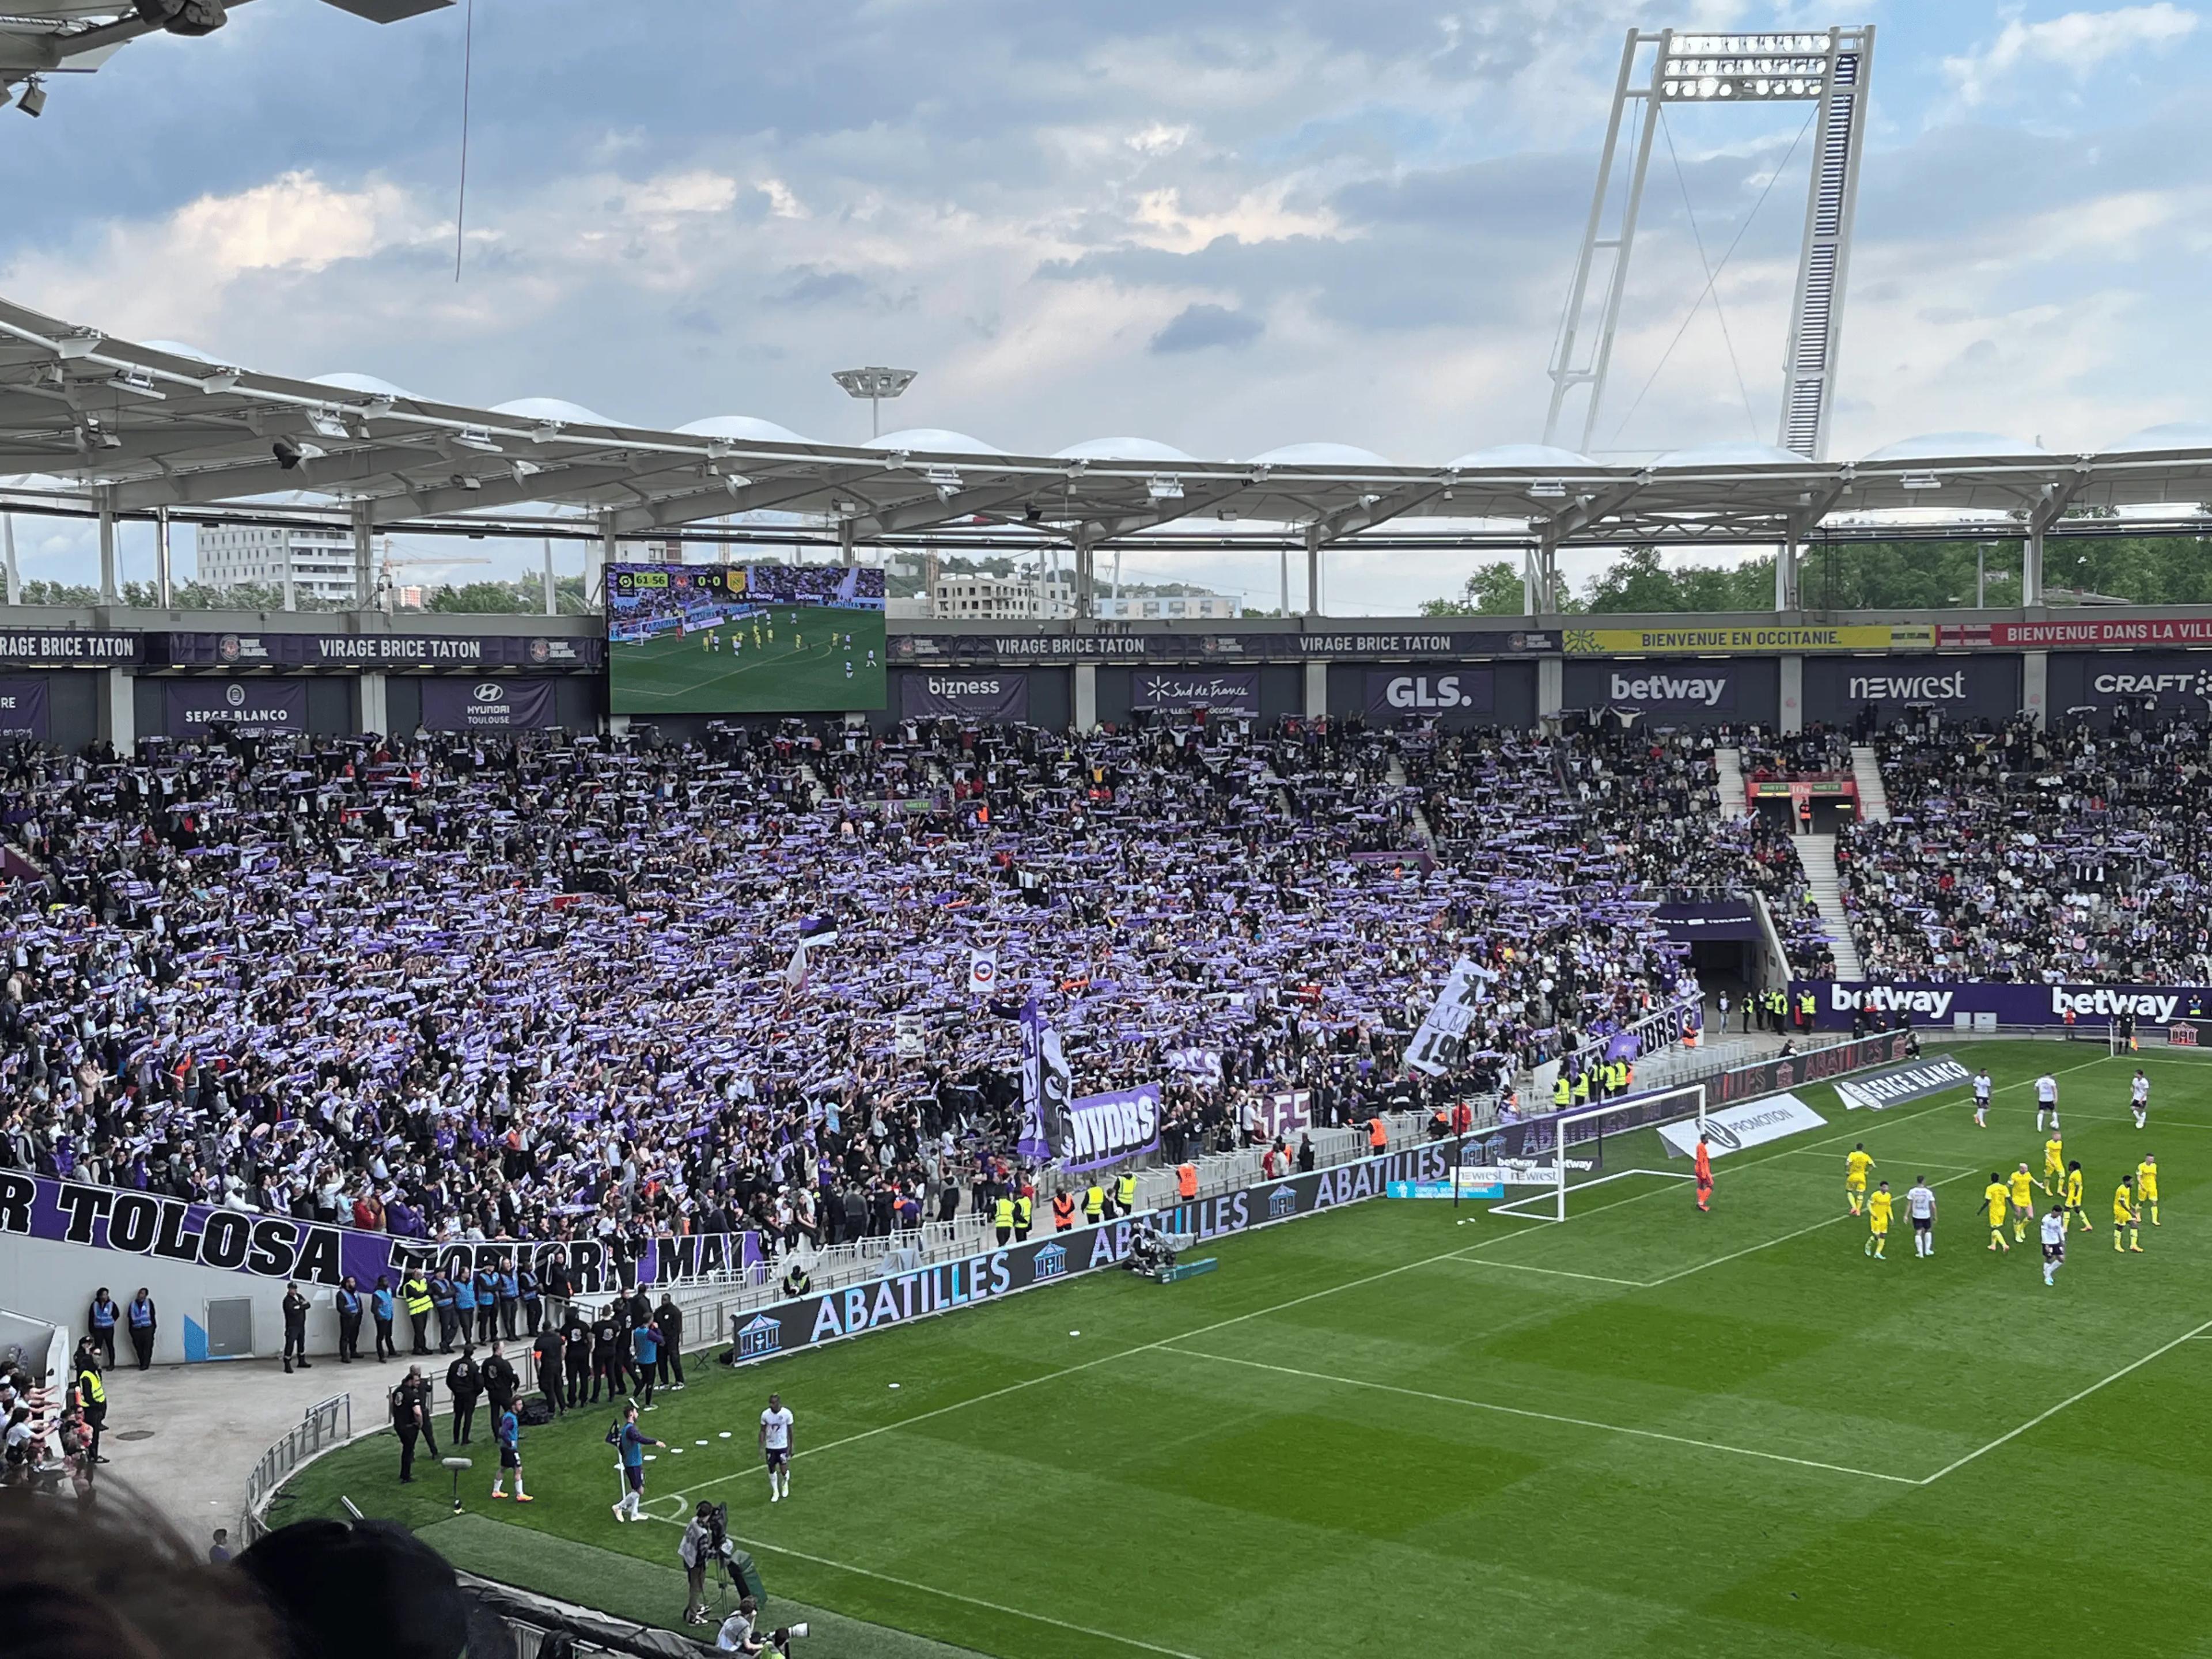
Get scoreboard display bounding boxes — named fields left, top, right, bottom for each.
left=607, top=561, right=887, bottom=715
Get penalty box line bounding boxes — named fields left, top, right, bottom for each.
left=657, top=1210, right=1566, bottom=1514
left=1153, top=1343, right=1916, bottom=1486
left=1916, top=1313, right=2212, bottom=1487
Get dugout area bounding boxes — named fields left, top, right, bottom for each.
left=275, top=1043, right=2212, bottom=1659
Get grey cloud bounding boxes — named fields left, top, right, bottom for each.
left=768, top=267, right=871, bottom=307
left=1151, top=304, right=1263, bottom=353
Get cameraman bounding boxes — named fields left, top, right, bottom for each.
left=717, top=1596, right=767, bottom=1654
left=679, top=1501, right=721, bottom=1626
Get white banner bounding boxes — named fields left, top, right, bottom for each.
left=1657, top=1092, right=1827, bottom=1159
left=1407, top=955, right=1489, bottom=1076
left=968, top=947, right=999, bottom=995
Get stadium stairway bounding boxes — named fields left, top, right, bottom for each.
left=1713, top=747, right=1750, bottom=819
left=1794, top=834, right=1864, bottom=979
left=1387, top=752, right=1440, bottom=849
left=1849, top=744, right=1890, bottom=822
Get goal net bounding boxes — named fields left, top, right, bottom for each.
left=1486, top=1083, right=1707, bottom=1224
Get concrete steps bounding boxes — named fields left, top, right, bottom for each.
left=1849, top=744, right=1890, bottom=823
left=1713, top=747, right=1750, bottom=820
left=1795, top=832, right=1863, bottom=979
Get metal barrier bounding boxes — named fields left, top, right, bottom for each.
left=242, top=1392, right=353, bottom=1541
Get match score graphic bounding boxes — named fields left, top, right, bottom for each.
left=607, top=562, right=887, bottom=714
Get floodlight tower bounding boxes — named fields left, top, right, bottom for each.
left=1543, top=25, right=1875, bottom=460
left=831, top=366, right=918, bottom=439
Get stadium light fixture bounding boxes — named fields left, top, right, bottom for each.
left=1900, top=472, right=1942, bottom=491
left=104, top=367, right=165, bottom=400
left=831, top=366, right=918, bottom=438
left=16, top=77, right=47, bottom=119
left=306, top=407, right=351, bottom=440
left=1527, top=479, right=1569, bottom=501
left=920, top=465, right=962, bottom=490
left=1146, top=475, right=1184, bottom=501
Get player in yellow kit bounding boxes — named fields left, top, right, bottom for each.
left=2137, top=1155, right=2159, bottom=1225
left=1984, top=1174, right=2012, bottom=1252
left=1863, top=1181, right=1894, bottom=1258
left=2063, top=1160, right=2093, bottom=1232
left=1844, top=1145, right=1874, bottom=1216
left=2042, top=1133, right=2065, bottom=1192
left=2113, top=1175, right=2143, bottom=1253
left=2008, top=1164, right=2044, bottom=1243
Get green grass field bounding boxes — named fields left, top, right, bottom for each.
left=608, top=608, right=887, bottom=714
left=276, top=1043, right=2212, bottom=1658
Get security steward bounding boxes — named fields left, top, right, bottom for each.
left=1052, top=1188, right=1075, bottom=1232
left=402, top=1269, right=434, bottom=1355
left=480, top=1340, right=520, bottom=1425
left=1012, top=1190, right=1034, bottom=1242
left=1083, top=1180, right=1106, bottom=1226
left=1551, top=1070, right=1571, bottom=1111
left=590, top=1306, right=626, bottom=1403
left=993, top=1191, right=1016, bottom=1247
left=445, top=1346, right=482, bottom=1445
left=562, top=1312, right=593, bottom=1409
left=73, top=1360, right=109, bottom=1464
left=390, top=1364, right=437, bottom=1483
left=533, top=1323, right=566, bottom=1415
left=1115, top=1171, right=1138, bottom=1218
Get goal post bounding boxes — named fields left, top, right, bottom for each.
left=1488, top=1083, right=1707, bottom=1223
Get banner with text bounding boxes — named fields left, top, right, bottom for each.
left=162, top=632, right=601, bottom=669
left=1797, top=979, right=2212, bottom=1032
left=1832, top=1054, right=1973, bottom=1111
left=1563, top=624, right=1935, bottom=656
left=725, top=1143, right=1465, bottom=1365
left=419, top=676, right=560, bottom=731
left=0, top=676, right=51, bottom=741
left=900, top=671, right=1031, bottom=722
left=1654, top=897, right=1763, bottom=941
left=1656, top=1092, right=1826, bottom=1158
left=1130, top=669, right=1262, bottom=717
left=164, top=677, right=309, bottom=734
left=1364, top=666, right=1495, bottom=722
left=0, top=1169, right=756, bottom=1294
left=1059, top=1084, right=1163, bottom=1172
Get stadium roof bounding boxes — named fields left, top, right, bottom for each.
left=1, top=1, right=450, bottom=98
left=5, top=294, right=2212, bottom=554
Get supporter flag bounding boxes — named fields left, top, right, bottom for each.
left=1018, top=997, right=1069, bottom=1162
left=968, top=948, right=998, bottom=996
left=799, top=916, right=840, bottom=947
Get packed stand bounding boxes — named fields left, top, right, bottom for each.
left=1837, top=715, right=2212, bottom=984
left=0, top=717, right=1696, bottom=1264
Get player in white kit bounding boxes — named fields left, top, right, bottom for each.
left=2130, top=1069, right=2150, bottom=1130
left=2039, top=1203, right=2067, bottom=1287
left=1906, top=1177, right=1938, bottom=1256
left=1972, top=1067, right=1993, bottom=1128
left=2035, top=1073, right=2059, bottom=1133
left=759, top=1391, right=795, bottom=1503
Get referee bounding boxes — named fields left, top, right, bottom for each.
left=1906, top=1175, right=1938, bottom=1258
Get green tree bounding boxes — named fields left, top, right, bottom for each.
left=1421, top=560, right=1527, bottom=616
left=1580, top=546, right=1772, bottom=612
left=427, top=581, right=534, bottom=613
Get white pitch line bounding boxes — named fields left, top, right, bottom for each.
left=1433, top=1257, right=1652, bottom=1288
left=662, top=1211, right=1560, bottom=1509
left=1637, top=1166, right=1988, bottom=1288
left=728, top=1532, right=1209, bottom=1659
left=1156, top=1343, right=1916, bottom=1485
left=1917, top=1314, right=2212, bottom=1486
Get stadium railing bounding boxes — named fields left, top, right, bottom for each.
left=242, top=1392, right=354, bottom=1543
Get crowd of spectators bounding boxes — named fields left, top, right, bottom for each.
left=0, top=714, right=1704, bottom=1261
left=1837, top=715, right=2212, bottom=984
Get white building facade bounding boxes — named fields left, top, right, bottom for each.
left=196, top=524, right=387, bottom=605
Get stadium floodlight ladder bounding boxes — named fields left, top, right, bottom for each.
left=1490, top=1084, right=1708, bottom=1224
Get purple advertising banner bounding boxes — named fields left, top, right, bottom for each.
left=162, top=632, right=601, bottom=669
left=1130, top=669, right=1261, bottom=717
left=1246, top=1089, right=1312, bottom=1142
left=419, top=676, right=559, bottom=731
left=0, top=1168, right=756, bottom=1293
left=1365, top=666, right=1495, bottom=721
left=0, top=676, right=51, bottom=741
left=1654, top=897, right=1763, bottom=941
left=1798, top=979, right=2212, bottom=1031
left=1059, top=1084, right=1162, bottom=1172
left=900, top=670, right=1031, bottom=722
left=164, top=677, right=309, bottom=734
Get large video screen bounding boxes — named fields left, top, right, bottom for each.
left=607, top=562, right=887, bottom=714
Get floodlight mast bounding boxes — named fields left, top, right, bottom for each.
left=1542, top=25, right=1875, bottom=462
left=831, top=366, right=918, bottom=439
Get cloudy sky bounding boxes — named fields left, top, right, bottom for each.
left=3, top=0, right=2207, bottom=610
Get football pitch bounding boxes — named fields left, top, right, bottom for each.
left=276, top=1043, right=2212, bottom=1658
left=608, top=608, right=887, bottom=714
